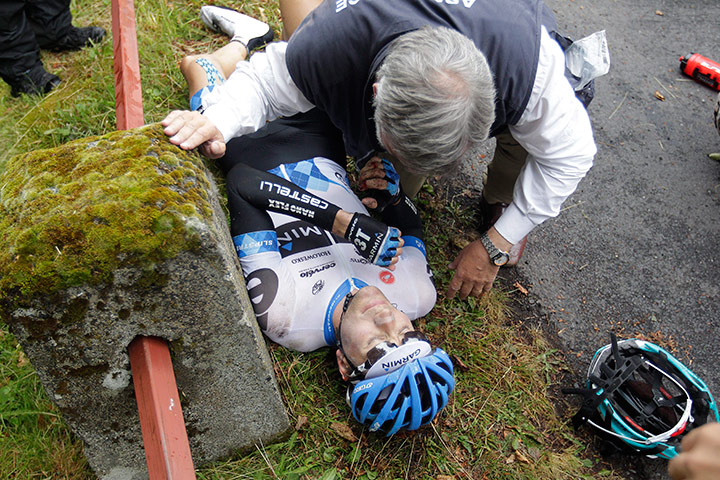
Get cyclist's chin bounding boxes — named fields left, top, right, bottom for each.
left=351, top=286, right=387, bottom=311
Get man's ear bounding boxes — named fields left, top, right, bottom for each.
left=336, top=349, right=351, bottom=382
left=372, top=82, right=378, bottom=97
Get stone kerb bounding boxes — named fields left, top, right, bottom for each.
left=0, top=124, right=291, bottom=479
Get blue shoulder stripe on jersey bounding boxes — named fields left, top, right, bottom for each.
left=232, top=231, right=278, bottom=258
left=269, top=158, right=348, bottom=192
left=324, top=278, right=369, bottom=346
left=402, top=235, right=426, bottom=257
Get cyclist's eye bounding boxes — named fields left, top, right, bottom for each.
left=366, top=344, right=389, bottom=364
left=403, top=331, right=429, bottom=343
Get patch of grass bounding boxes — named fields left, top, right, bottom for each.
left=0, top=329, right=93, bottom=479
left=0, top=0, right=624, bottom=478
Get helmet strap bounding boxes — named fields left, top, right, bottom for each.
left=562, top=354, right=645, bottom=430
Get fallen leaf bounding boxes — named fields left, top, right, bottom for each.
left=528, top=447, right=541, bottom=460
left=451, top=237, right=471, bottom=250
left=655, top=9, right=664, bottom=15
left=450, top=353, right=469, bottom=372
left=709, top=153, right=720, bottom=161
left=17, top=350, right=29, bottom=367
left=513, top=281, right=528, bottom=295
left=437, top=476, right=455, bottom=480
left=505, top=453, right=516, bottom=464
left=515, top=450, right=531, bottom=464
left=330, top=422, right=358, bottom=442
left=295, top=415, right=308, bottom=430
left=654, top=91, right=665, bottom=101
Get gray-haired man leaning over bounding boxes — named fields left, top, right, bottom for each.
left=163, top=0, right=598, bottom=300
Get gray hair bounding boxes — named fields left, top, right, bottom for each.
left=373, top=26, right=496, bottom=175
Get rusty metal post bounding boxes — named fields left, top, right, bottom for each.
left=112, top=0, right=195, bottom=477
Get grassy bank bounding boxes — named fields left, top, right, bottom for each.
left=0, top=1, right=622, bottom=478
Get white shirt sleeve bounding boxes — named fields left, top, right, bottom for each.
left=493, top=26, right=597, bottom=245
left=201, top=42, right=316, bottom=143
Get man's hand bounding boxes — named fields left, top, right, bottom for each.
left=446, top=239, right=500, bottom=299
left=358, top=156, right=401, bottom=211
left=161, top=110, right=226, bottom=159
left=668, top=423, right=720, bottom=480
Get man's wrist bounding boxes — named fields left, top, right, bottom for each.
left=480, top=228, right=510, bottom=267
left=333, top=210, right=353, bottom=237
left=487, top=227, right=512, bottom=252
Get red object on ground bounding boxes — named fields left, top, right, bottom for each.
left=112, top=0, right=195, bottom=477
left=129, top=337, right=196, bottom=479
left=112, top=0, right=145, bottom=129
left=680, top=53, right=720, bottom=91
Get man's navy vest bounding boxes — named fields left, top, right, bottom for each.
left=286, top=0, right=556, bottom=160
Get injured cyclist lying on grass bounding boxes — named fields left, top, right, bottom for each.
left=161, top=12, right=455, bottom=435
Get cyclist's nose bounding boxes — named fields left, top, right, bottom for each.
left=382, top=327, right=405, bottom=347
left=372, top=305, right=394, bottom=325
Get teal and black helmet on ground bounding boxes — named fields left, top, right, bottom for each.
left=563, top=333, right=719, bottom=459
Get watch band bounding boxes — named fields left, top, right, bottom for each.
left=480, top=231, right=510, bottom=266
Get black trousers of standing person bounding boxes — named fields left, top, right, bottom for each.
left=0, top=0, right=72, bottom=82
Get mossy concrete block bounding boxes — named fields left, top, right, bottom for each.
left=0, top=125, right=291, bottom=479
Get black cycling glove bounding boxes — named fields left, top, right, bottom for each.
left=344, top=213, right=401, bottom=267
left=362, top=158, right=403, bottom=213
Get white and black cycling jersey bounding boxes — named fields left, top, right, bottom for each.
left=234, top=156, right=436, bottom=352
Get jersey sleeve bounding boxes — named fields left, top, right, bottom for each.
left=380, top=193, right=424, bottom=241
left=499, top=26, right=596, bottom=244
left=202, top=42, right=315, bottom=144
left=225, top=162, right=341, bottom=237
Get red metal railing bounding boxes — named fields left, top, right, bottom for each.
left=111, top=0, right=196, bottom=477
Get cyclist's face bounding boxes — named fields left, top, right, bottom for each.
left=339, top=286, right=414, bottom=366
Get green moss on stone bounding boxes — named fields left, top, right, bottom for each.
left=0, top=124, right=214, bottom=314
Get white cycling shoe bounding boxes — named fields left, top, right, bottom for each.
left=200, top=5, right=274, bottom=51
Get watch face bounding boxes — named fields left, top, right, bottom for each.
left=493, top=254, right=509, bottom=266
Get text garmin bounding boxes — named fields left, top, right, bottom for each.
left=381, top=348, right=423, bottom=372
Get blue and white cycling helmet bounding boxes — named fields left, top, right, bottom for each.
left=563, top=333, right=719, bottom=459
left=336, top=292, right=455, bottom=436
left=347, top=345, right=455, bottom=436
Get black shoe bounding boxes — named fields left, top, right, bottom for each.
left=51, top=26, right=106, bottom=52
left=476, top=195, right=508, bottom=232
left=8, top=64, right=61, bottom=97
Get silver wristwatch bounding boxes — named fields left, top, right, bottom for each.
left=480, top=231, right=509, bottom=266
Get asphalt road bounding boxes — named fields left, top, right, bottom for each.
left=498, top=0, right=720, bottom=478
